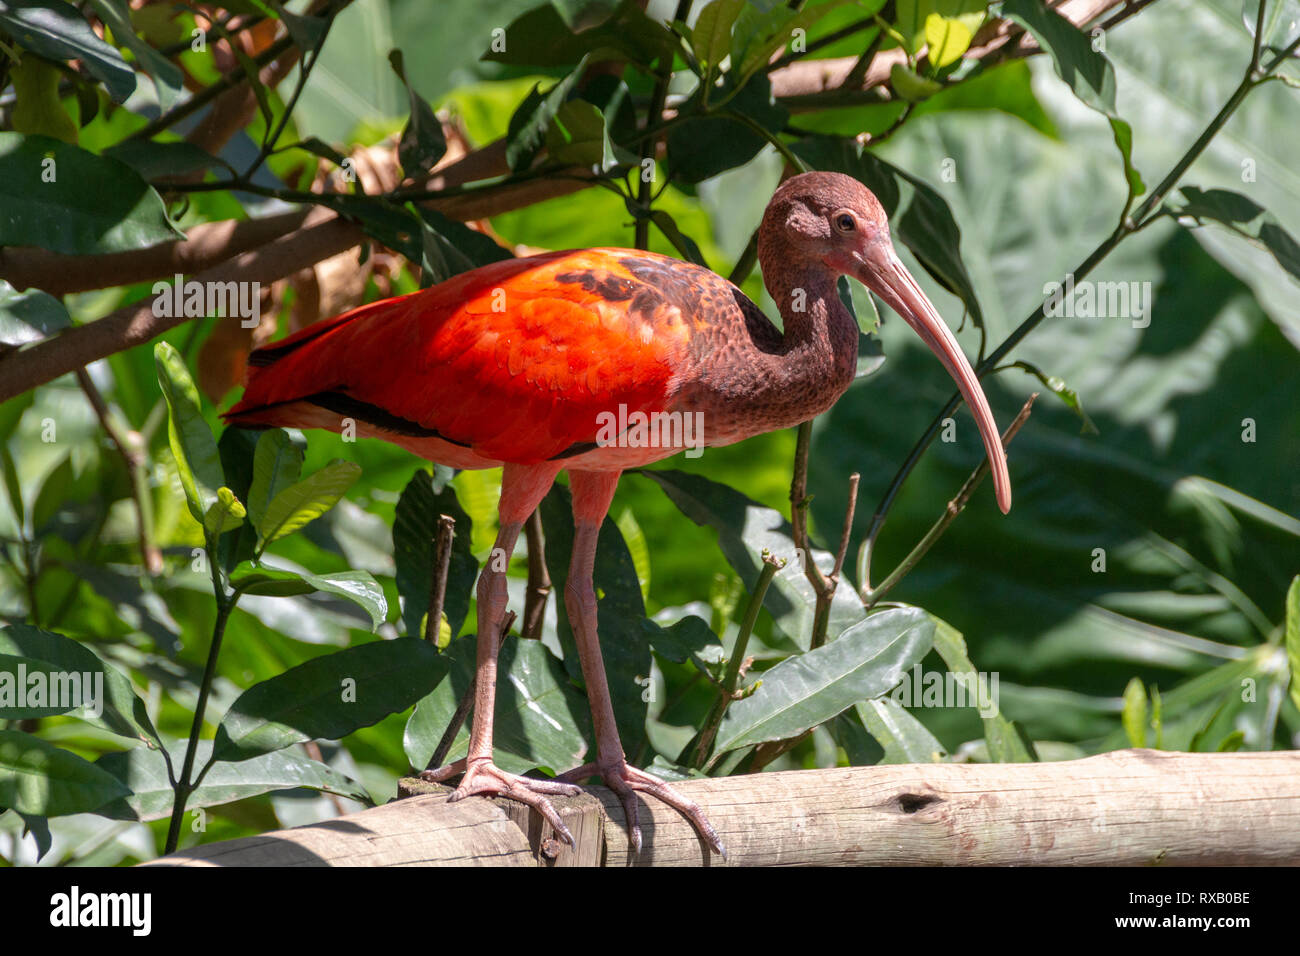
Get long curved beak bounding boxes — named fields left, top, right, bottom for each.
left=856, top=243, right=1012, bottom=514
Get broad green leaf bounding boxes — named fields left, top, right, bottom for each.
left=1166, top=187, right=1300, bottom=285
left=894, top=0, right=985, bottom=55
left=540, top=483, right=650, bottom=750
left=0, top=0, right=136, bottom=102
left=485, top=0, right=677, bottom=70
left=95, top=742, right=370, bottom=821
left=231, top=566, right=387, bottom=632
left=102, top=139, right=224, bottom=180
left=549, top=0, right=620, bottom=32
left=389, top=49, right=447, bottom=176
left=1287, top=576, right=1300, bottom=717
left=0, top=729, right=130, bottom=816
left=404, top=634, right=590, bottom=774
left=246, top=429, right=304, bottom=528
left=890, top=62, right=943, bottom=101
left=643, top=469, right=865, bottom=649
left=667, top=75, right=787, bottom=183
left=692, top=0, right=746, bottom=74
left=203, top=485, right=246, bottom=536
left=9, top=53, right=78, bottom=143
left=0, top=623, right=161, bottom=747
left=930, top=619, right=1034, bottom=761
left=0, top=133, right=183, bottom=254
left=88, top=0, right=184, bottom=111
left=615, top=507, right=651, bottom=600
left=924, top=13, right=972, bottom=68
left=154, top=341, right=224, bottom=526
left=544, top=99, right=621, bottom=172
left=505, top=55, right=589, bottom=172
left=641, top=614, right=723, bottom=664
left=256, top=460, right=361, bottom=546
left=729, top=0, right=850, bottom=85
left=211, top=638, right=448, bottom=763
left=857, top=697, right=947, bottom=763
left=0, top=279, right=71, bottom=346
left=1121, top=676, right=1148, bottom=747
left=1001, top=0, right=1143, bottom=206
left=714, top=606, right=935, bottom=755
left=393, top=470, right=477, bottom=640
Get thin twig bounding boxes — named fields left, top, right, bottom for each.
left=424, top=515, right=455, bottom=644
left=521, top=511, right=551, bottom=641
left=695, top=552, right=784, bottom=770
left=862, top=394, right=1037, bottom=608
left=74, top=369, right=162, bottom=576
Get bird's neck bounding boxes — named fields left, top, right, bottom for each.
left=675, top=271, right=859, bottom=444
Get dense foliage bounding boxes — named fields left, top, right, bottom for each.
left=0, top=0, right=1298, bottom=864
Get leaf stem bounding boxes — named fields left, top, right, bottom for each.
left=694, top=552, right=784, bottom=769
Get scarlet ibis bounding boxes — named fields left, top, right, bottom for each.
left=223, top=170, right=1011, bottom=857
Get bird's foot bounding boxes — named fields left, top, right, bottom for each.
left=558, top=761, right=725, bottom=858
left=420, top=757, right=583, bottom=845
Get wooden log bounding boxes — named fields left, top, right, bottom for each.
left=146, top=750, right=1300, bottom=867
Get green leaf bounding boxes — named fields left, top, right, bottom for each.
left=1121, top=676, right=1148, bottom=748
left=889, top=62, right=943, bottom=102
left=857, top=697, right=947, bottom=763
left=793, top=135, right=984, bottom=330
left=894, top=0, right=985, bottom=55
left=203, top=485, right=246, bottom=536
left=1004, top=360, right=1099, bottom=434
left=641, top=614, right=723, bottom=664
left=485, top=0, right=677, bottom=70
left=154, top=341, right=224, bottom=526
left=642, top=469, right=865, bottom=649
left=0, top=279, right=71, bottom=347
left=692, top=0, right=746, bottom=74
left=0, top=0, right=136, bottom=102
left=0, top=623, right=161, bottom=747
left=930, top=619, right=1033, bottom=761
left=246, top=429, right=304, bottom=529
left=256, top=460, right=361, bottom=547
left=0, top=729, right=130, bottom=816
left=9, top=53, right=79, bottom=143
left=924, top=13, right=973, bottom=68
left=714, top=606, right=935, bottom=755
left=103, top=139, right=225, bottom=180
left=393, top=470, right=477, bottom=640
left=1166, top=187, right=1300, bottom=285
left=1286, top=576, right=1300, bottom=717
left=1216, top=730, right=1245, bottom=752
left=729, top=0, right=850, bottom=85
left=545, top=99, right=624, bottom=172
left=95, top=742, right=369, bottom=821
left=231, top=566, right=387, bottom=632
left=1001, top=0, right=1143, bottom=205
left=211, top=638, right=448, bottom=763
left=666, top=75, right=788, bottom=183
left=404, top=634, right=589, bottom=774
left=88, top=0, right=184, bottom=111
left=389, top=49, right=447, bottom=177
left=0, top=133, right=183, bottom=254
left=505, top=55, right=589, bottom=172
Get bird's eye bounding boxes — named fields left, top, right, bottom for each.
left=834, top=212, right=856, bottom=233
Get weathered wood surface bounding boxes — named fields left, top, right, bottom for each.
left=146, top=750, right=1300, bottom=867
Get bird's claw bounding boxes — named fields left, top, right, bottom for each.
left=559, top=761, right=726, bottom=858
left=420, top=758, right=582, bottom=846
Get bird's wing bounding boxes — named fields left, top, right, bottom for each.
left=224, top=248, right=696, bottom=463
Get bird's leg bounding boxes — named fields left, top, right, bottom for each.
left=419, top=463, right=582, bottom=842
left=557, top=470, right=725, bottom=857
